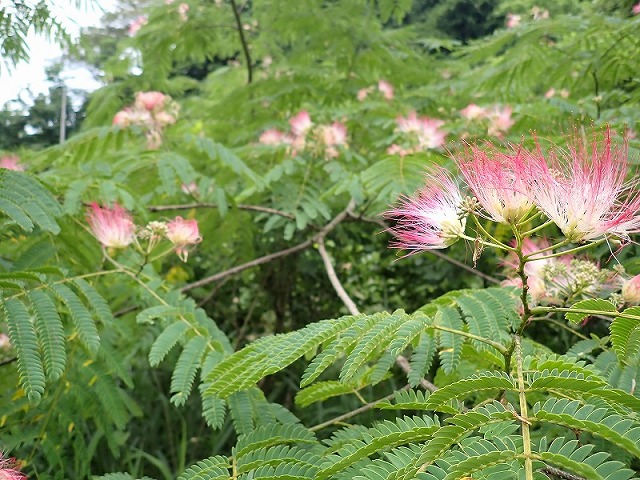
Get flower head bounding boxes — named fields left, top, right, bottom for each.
left=112, top=110, right=131, bottom=127
left=0, top=333, right=10, bottom=350
left=527, top=127, right=640, bottom=242
left=86, top=203, right=136, bottom=249
left=378, top=80, right=394, bottom=100
left=0, top=452, right=26, bottom=480
left=456, top=143, right=536, bottom=224
left=384, top=168, right=466, bottom=253
left=460, top=103, right=486, bottom=121
left=259, top=128, right=287, bottom=145
left=396, top=112, right=447, bottom=150
left=633, top=2, right=640, bottom=15
left=487, top=105, right=514, bottom=137
left=128, top=15, right=148, bottom=36
left=289, top=111, right=312, bottom=137
left=0, top=155, right=24, bottom=171
left=135, top=91, right=167, bottom=112
left=166, top=216, right=202, bottom=261
left=506, top=13, right=521, bottom=28
left=622, top=275, right=640, bottom=303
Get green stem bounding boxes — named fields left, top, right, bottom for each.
left=469, top=214, right=513, bottom=250
left=524, top=239, right=605, bottom=261
left=520, top=219, right=554, bottom=237
left=515, top=335, right=533, bottom=480
left=530, top=305, right=633, bottom=320
left=459, top=234, right=510, bottom=251
left=431, top=324, right=508, bottom=354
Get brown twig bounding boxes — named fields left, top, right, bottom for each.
left=540, top=466, right=586, bottom=480
left=228, top=0, right=253, bottom=83
left=148, top=202, right=294, bottom=220
left=181, top=200, right=356, bottom=292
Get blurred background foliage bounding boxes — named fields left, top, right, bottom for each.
left=0, top=0, right=639, bottom=478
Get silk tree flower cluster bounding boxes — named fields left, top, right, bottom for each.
left=501, top=238, right=621, bottom=305
left=459, top=104, right=515, bottom=138
left=86, top=203, right=201, bottom=261
left=259, top=111, right=348, bottom=159
left=0, top=452, right=26, bottom=480
left=357, top=79, right=394, bottom=101
left=113, top=91, right=179, bottom=149
left=0, top=155, right=24, bottom=171
left=387, top=111, right=447, bottom=157
left=386, top=127, right=640, bottom=254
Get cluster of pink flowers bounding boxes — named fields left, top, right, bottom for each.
left=357, top=80, right=394, bottom=101
left=166, top=0, right=189, bottom=20
left=459, top=104, right=515, bottom=137
left=0, top=452, right=25, bottom=480
left=632, top=2, right=640, bottom=15
left=505, top=6, right=549, bottom=28
left=501, top=238, right=619, bottom=304
left=386, top=127, right=640, bottom=254
left=113, top=91, right=179, bottom=149
left=86, top=203, right=201, bottom=261
left=387, top=111, right=447, bottom=156
left=259, top=111, right=347, bottom=159
left=0, top=155, right=24, bottom=171
left=128, top=15, right=148, bottom=36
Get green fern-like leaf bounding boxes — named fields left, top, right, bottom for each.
left=228, top=390, right=255, bottom=436
left=72, top=278, right=114, bottom=326
left=295, top=381, right=357, bottom=408
left=376, top=389, right=432, bottom=410
left=148, top=321, right=190, bottom=366
left=436, top=306, right=464, bottom=374
left=424, top=372, right=516, bottom=413
left=234, top=423, right=318, bottom=458
left=3, top=297, right=45, bottom=402
left=28, top=289, right=66, bottom=381
left=178, top=455, right=230, bottom=480
left=565, top=299, right=617, bottom=324
left=610, top=307, right=640, bottom=363
left=202, top=394, right=227, bottom=430
left=51, top=283, right=100, bottom=352
left=408, top=332, right=437, bottom=387
left=170, top=335, right=208, bottom=406
left=0, top=170, right=62, bottom=233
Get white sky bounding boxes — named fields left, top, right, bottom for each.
left=0, top=1, right=117, bottom=106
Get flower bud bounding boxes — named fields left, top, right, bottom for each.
left=622, top=275, right=640, bottom=304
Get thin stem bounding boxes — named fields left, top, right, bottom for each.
left=530, top=317, right=592, bottom=341
left=309, top=386, right=410, bottom=432
left=530, top=305, right=636, bottom=320
left=459, top=233, right=510, bottom=251
left=520, top=220, right=554, bottom=237
left=515, top=335, right=533, bottom=480
left=228, top=0, right=253, bottom=83
left=428, top=250, right=501, bottom=285
left=469, top=214, right=513, bottom=250
left=148, top=202, right=294, bottom=220
left=523, top=238, right=570, bottom=258
left=431, top=325, right=508, bottom=354
left=181, top=200, right=356, bottom=292
left=525, top=239, right=605, bottom=261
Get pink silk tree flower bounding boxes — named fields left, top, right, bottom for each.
left=259, top=128, right=286, bottom=145
left=460, top=103, right=486, bottom=121
left=487, top=105, right=515, bottom=137
left=0, top=155, right=24, bottom=171
left=86, top=203, right=136, bottom=249
left=526, top=128, right=640, bottom=242
left=0, top=452, right=26, bottom=480
left=633, top=2, right=640, bottom=15
left=384, top=168, right=466, bottom=253
left=289, top=111, right=312, bottom=137
left=112, top=110, right=131, bottom=127
left=135, top=91, right=167, bottom=112
left=456, top=143, right=535, bottom=224
left=622, top=275, right=640, bottom=303
left=128, top=15, right=148, bottom=36
left=378, top=80, right=394, bottom=100
left=166, top=216, right=202, bottom=261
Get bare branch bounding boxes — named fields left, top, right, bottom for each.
left=148, top=202, right=294, bottom=220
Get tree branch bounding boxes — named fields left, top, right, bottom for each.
left=540, top=466, right=586, bottom=480
left=181, top=200, right=356, bottom=292
left=148, top=202, right=294, bottom=220
left=228, top=0, right=253, bottom=83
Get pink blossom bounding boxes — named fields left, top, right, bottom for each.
left=289, top=111, right=312, bottom=136
left=357, top=88, right=370, bottom=101
left=506, top=13, right=521, bottom=28
left=128, top=15, right=148, bottom=36
left=86, top=203, right=136, bottom=249
left=259, top=128, right=287, bottom=145
left=154, top=111, right=176, bottom=127
left=378, top=80, right=394, bottom=100
left=112, top=110, right=131, bottom=127
left=487, top=105, right=514, bottom=137
left=532, top=6, right=549, bottom=20
left=526, top=128, right=640, bottom=242
left=384, top=168, right=466, bottom=253
left=321, top=122, right=347, bottom=158
left=633, top=2, right=640, bottom=15
left=622, top=275, right=640, bottom=303
left=181, top=182, right=199, bottom=195
left=135, top=91, right=166, bottom=112
left=0, top=333, right=10, bottom=350
left=166, top=216, right=202, bottom=261
left=0, top=155, right=24, bottom=171
left=460, top=103, right=486, bottom=120
left=544, top=88, right=556, bottom=99
left=387, top=144, right=412, bottom=156
left=178, top=3, right=189, bottom=21
left=456, top=143, right=536, bottom=224
left=396, top=112, right=447, bottom=149
left=0, top=452, right=25, bottom=480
